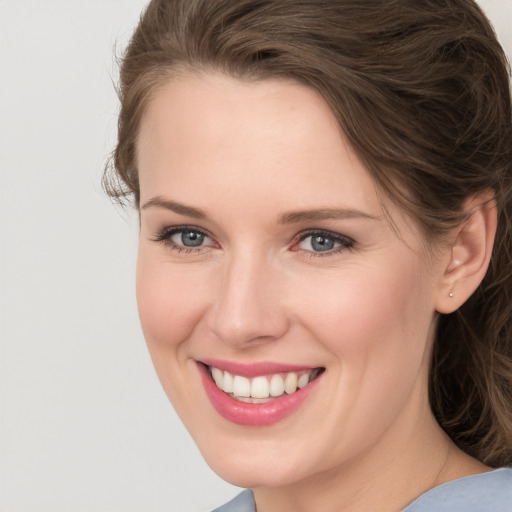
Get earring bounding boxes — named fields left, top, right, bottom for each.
left=449, top=292, right=454, bottom=297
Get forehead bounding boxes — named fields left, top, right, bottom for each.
left=139, top=74, right=369, bottom=193
left=137, top=72, right=346, bottom=170
left=136, top=72, right=421, bottom=241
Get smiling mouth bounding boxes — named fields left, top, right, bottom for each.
left=208, top=365, right=325, bottom=403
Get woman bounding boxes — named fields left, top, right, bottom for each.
left=104, top=0, right=512, bottom=510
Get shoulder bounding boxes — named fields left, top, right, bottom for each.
left=211, top=490, right=255, bottom=512
left=211, top=470, right=512, bottom=512
left=403, top=468, right=512, bottom=512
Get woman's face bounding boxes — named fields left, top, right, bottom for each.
left=136, top=73, right=447, bottom=488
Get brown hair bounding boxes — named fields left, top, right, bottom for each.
left=104, top=0, right=512, bottom=466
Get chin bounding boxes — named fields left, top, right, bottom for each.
left=204, top=451, right=303, bottom=489
left=188, top=422, right=328, bottom=489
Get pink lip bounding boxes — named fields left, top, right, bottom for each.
left=201, top=358, right=315, bottom=378
left=197, top=362, right=323, bottom=426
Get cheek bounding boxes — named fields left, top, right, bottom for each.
left=292, top=255, right=436, bottom=408
left=293, top=255, right=433, bottom=351
left=135, top=250, right=217, bottom=421
left=135, top=249, right=211, bottom=356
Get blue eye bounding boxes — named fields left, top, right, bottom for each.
left=171, top=230, right=206, bottom=247
left=153, top=226, right=214, bottom=251
left=309, top=235, right=336, bottom=251
left=297, top=231, right=353, bottom=254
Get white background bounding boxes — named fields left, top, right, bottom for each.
left=0, top=1, right=510, bottom=511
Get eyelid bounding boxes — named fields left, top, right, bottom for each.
left=151, top=225, right=353, bottom=256
left=152, top=225, right=218, bottom=250
left=292, top=229, right=355, bottom=256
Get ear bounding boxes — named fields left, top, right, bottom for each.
left=435, top=191, right=497, bottom=314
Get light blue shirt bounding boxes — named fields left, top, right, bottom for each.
left=212, top=468, right=512, bottom=512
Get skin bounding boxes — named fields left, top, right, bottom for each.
left=135, top=72, right=489, bottom=512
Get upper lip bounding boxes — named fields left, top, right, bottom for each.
left=200, top=358, right=321, bottom=378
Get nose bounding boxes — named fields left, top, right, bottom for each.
left=207, top=250, right=290, bottom=348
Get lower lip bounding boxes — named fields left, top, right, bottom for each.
left=198, top=363, right=323, bottom=426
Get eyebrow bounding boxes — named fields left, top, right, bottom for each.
left=141, top=196, right=207, bottom=219
left=141, top=196, right=380, bottom=224
left=277, top=208, right=380, bottom=224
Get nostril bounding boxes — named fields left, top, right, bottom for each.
left=207, top=261, right=291, bottom=346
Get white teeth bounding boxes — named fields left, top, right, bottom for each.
left=211, top=367, right=223, bottom=388
left=209, top=366, right=321, bottom=400
left=269, top=374, right=285, bottom=397
left=232, top=375, right=251, bottom=397
left=221, top=371, right=234, bottom=393
left=235, top=396, right=273, bottom=404
left=297, top=373, right=310, bottom=389
left=284, top=372, right=298, bottom=394
left=251, top=376, right=270, bottom=399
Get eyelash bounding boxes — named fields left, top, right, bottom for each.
left=152, top=225, right=216, bottom=254
left=152, top=226, right=355, bottom=257
left=292, top=230, right=355, bottom=258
